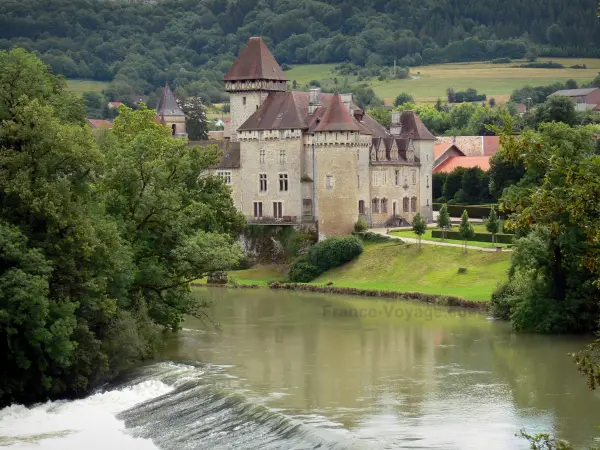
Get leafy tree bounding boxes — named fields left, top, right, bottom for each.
left=411, top=213, right=427, bottom=249
left=458, top=210, right=474, bottom=252
left=442, top=167, right=466, bottom=200
left=367, top=106, right=392, bottom=127
left=486, top=208, right=499, bottom=244
left=436, top=204, right=451, bottom=240
left=488, top=148, right=526, bottom=199
left=534, top=96, right=577, bottom=126
left=432, top=172, right=446, bottom=200
left=488, top=98, right=496, bottom=108
left=565, top=79, right=578, bottom=89
left=394, top=92, right=414, bottom=107
left=180, top=96, right=208, bottom=140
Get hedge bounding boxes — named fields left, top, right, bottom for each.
left=431, top=230, right=514, bottom=244
left=432, top=203, right=505, bottom=219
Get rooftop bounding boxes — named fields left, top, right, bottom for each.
left=314, top=93, right=361, bottom=132
left=224, top=37, right=288, bottom=82
left=157, top=82, right=185, bottom=117
left=551, top=88, right=599, bottom=97
left=396, top=111, right=436, bottom=141
left=433, top=156, right=490, bottom=173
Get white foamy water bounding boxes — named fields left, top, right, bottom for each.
left=0, top=380, right=173, bottom=449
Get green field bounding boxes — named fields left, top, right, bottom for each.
left=218, top=242, right=510, bottom=301
left=66, top=79, right=109, bottom=95
left=285, top=57, right=600, bottom=104
left=390, top=224, right=512, bottom=249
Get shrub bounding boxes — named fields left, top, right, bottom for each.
left=288, top=256, right=321, bottom=283
left=491, top=57, right=512, bottom=64
left=308, top=235, right=364, bottom=272
left=490, top=281, right=513, bottom=320
left=354, top=218, right=368, bottom=232
left=353, top=231, right=397, bottom=243
left=431, top=229, right=514, bottom=244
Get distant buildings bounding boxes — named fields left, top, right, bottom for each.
left=432, top=136, right=499, bottom=173
left=549, top=88, right=600, bottom=111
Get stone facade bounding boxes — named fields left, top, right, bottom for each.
left=205, top=37, right=434, bottom=239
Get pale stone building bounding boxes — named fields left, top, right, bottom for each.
left=156, top=82, right=187, bottom=138
left=204, top=37, right=435, bottom=239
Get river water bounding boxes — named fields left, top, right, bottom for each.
left=2, top=288, right=600, bottom=449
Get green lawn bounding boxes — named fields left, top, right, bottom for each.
left=285, top=58, right=600, bottom=104
left=390, top=225, right=512, bottom=249
left=66, top=79, right=109, bottom=95
left=312, top=242, right=510, bottom=301
left=225, top=265, right=288, bottom=286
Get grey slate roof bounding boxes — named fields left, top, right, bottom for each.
left=188, top=140, right=240, bottom=169
left=157, top=82, right=185, bottom=117
left=551, top=88, right=599, bottom=97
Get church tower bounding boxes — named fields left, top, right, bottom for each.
left=224, top=37, right=287, bottom=141
left=157, top=82, right=187, bottom=138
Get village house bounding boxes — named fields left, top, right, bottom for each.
left=550, top=87, right=600, bottom=111
left=191, top=36, right=436, bottom=239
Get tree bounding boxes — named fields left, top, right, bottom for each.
left=437, top=204, right=451, bottom=241
left=486, top=208, right=499, bottom=244
left=442, top=167, right=466, bottom=200
left=180, top=96, right=208, bottom=140
left=488, top=148, right=526, bottom=199
left=458, top=210, right=474, bottom=252
left=368, top=106, right=392, bottom=127
left=394, top=92, right=414, bottom=107
left=489, top=97, right=496, bottom=108
left=546, top=24, right=564, bottom=46
left=565, top=79, right=578, bottom=89
left=412, top=213, right=427, bottom=249
left=534, top=96, right=577, bottom=126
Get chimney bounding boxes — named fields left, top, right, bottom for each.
left=308, top=88, right=321, bottom=114
left=341, top=93, right=353, bottom=115
left=390, top=111, right=402, bottom=136
left=353, top=108, right=364, bottom=121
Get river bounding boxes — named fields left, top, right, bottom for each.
left=2, top=288, right=600, bottom=449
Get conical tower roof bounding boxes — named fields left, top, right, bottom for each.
left=224, top=37, right=288, bottom=82
left=315, top=93, right=361, bottom=132
left=157, top=82, right=185, bottom=117
left=397, top=110, right=435, bottom=140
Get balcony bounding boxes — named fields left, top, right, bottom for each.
left=246, top=215, right=316, bottom=225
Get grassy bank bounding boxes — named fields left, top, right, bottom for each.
left=66, top=79, right=109, bottom=95
left=285, top=57, right=600, bottom=104
left=390, top=227, right=512, bottom=249
left=217, top=242, right=510, bottom=301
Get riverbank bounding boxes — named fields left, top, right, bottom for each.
left=196, top=242, right=510, bottom=302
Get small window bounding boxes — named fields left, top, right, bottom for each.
left=372, top=198, right=379, bottom=213
left=381, top=198, right=388, bottom=213
left=259, top=173, right=267, bottom=192
left=326, top=175, right=334, bottom=189
left=259, top=149, right=265, bottom=163
left=411, top=196, right=417, bottom=212
left=253, top=201, right=263, bottom=218
left=403, top=197, right=409, bottom=212
left=358, top=200, right=365, bottom=215
left=243, top=97, right=247, bottom=105
left=279, top=149, right=286, bottom=164
left=426, top=175, right=429, bottom=188
left=412, top=170, right=416, bottom=185
left=382, top=171, right=387, bottom=185
left=279, top=173, right=288, bottom=191
left=395, top=169, right=400, bottom=186
left=217, top=170, right=232, bottom=185
left=273, top=201, right=283, bottom=219
left=171, top=124, right=176, bottom=136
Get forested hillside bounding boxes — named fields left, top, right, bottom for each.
left=1, top=0, right=598, bottom=102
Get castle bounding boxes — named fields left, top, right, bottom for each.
left=200, top=37, right=435, bottom=239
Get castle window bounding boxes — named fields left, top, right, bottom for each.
left=259, top=149, right=265, bottom=163
left=381, top=198, right=388, bottom=214
left=395, top=170, right=400, bottom=186
left=372, top=198, right=379, bottom=213
left=412, top=170, right=416, bottom=185
left=359, top=200, right=365, bottom=215
left=326, top=175, right=334, bottom=189
left=253, top=201, right=263, bottom=218
left=273, top=201, right=283, bottom=219
left=411, top=196, right=417, bottom=212
left=382, top=170, right=387, bottom=185
left=217, top=170, right=232, bottom=185
left=259, top=173, right=267, bottom=192
left=426, top=175, right=429, bottom=188
left=243, top=97, right=246, bottom=105
left=279, top=173, right=288, bottom=191
left=403, top=197, right=409, bottom=212
left=279, top=149, right=286, bottom=164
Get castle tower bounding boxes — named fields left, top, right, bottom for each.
left=396, top=110, right=436, bottom=222
left=224, top=37, right=288, bottom=141
left=313, top=93, right=366, bottom=239
left=157, top=82, right=187, bottom=138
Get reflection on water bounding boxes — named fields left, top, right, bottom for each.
left=163, top=288, right=600, bottom=449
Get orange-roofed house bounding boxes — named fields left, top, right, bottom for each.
left=433, top=156, right=491, bottom=174
left=193, top=37, right=435, bottom=238
left=107, top=101, right=124, bottom=108
left=87, top=119, right=113, bottom=129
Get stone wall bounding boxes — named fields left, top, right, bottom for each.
left=415, top=140, right=434, bottom=222
left=229, top=91, right=264, bottom=141
left=369, top=165, right=420, bottom=226
left=162, top=114, right=187, bottom=138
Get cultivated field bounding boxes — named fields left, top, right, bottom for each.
left=66, top=79, right=109, bottom=95
left=285, top=58, right=600, bottom=104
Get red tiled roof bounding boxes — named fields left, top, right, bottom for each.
left=433, top=156, right=491, bottom=173
left=483, top=136, right=500, bottom=156
left=87, top=119, right=112, bottom=129
left=594, top=104, right=600, bottom=111
left=434, top=143, right=465, bottom=160
left=315, top=93, right=361, bottom=132
left=224, top=37, right=287, bottom=82
left=397, top=111, right=436, bottom=140
left=108, top=102, right=123, bottom=107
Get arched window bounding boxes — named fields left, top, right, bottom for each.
left=411, top=196, right=417, bottom=212
left=358, top=200, right=365, bottom=215
left=381, top=198, right=388, bottom=213
left=171, top=124, right=176, bottom=136
left=403, top=197, right=409, bottom=212
left=372, top=198, right=379, bottom=213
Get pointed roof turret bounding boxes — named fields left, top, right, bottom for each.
left=397, top=110, right=435, bottom=140
left=315, top=93, right=361, bottom=132
left=157, top=82, right=185, bottom=117
left=224, top=37, right=288, bottom=82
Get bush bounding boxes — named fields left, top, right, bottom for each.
left=432, top=204, right=504, bottom=219
left=354, top=218, right=368, bottom=232
left=431, top=229, right=514, bottom=244
left=491, top=57, right=512, bottom=64
left=308, top=236, right=364, bottom=271
left=490, top=281, right=513, bottom=320
left=353, top=231, right=397, bottom=243
left=288, top=256, right=322, bottom=282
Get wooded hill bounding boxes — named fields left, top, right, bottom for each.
left=1, top=0, right=598, bottom=103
